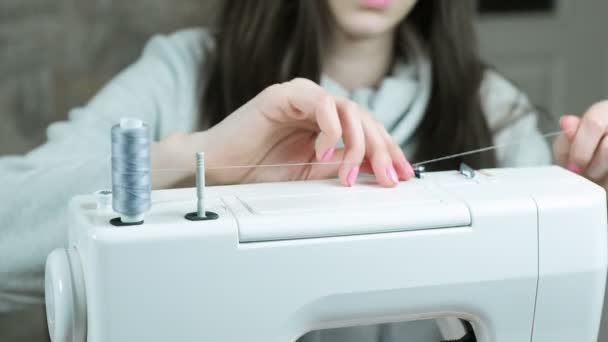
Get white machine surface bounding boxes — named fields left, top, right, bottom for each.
left=45, top=166, right=608, bottom=342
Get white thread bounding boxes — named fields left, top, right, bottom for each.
left=413, top=130, right=566, bottom=167
left=149, top=128, right=569, bottom=172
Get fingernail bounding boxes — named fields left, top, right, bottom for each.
left=347, top=166, right=359, bottom=187
left=387, top=166, right=399, bottom=184
left=567, top=163, right=582, bottom=174
left=321, top=148, right=335, bottom=162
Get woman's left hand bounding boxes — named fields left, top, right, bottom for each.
left=554, top=100, right=608, bottom=189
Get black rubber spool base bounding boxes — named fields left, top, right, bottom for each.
left=185, top=211, right=219, bottom=221
left=110, top=217, right=144, bottom=227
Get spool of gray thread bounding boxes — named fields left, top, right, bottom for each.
left=111, top=118, right=151, bottom=223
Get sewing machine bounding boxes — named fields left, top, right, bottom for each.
left=45, top=166, right=607, bottom=342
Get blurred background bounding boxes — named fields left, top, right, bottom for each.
left=1, top=0, right=608, bottom=341
left=1, top=0, right=607, bottom=155
left=0, top=0, right=216, bottom=155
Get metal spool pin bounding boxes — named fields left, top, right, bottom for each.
left=185, top=152, right=218, bottom=221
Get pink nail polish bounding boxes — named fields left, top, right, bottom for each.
left=387, top=166, right=399, bottom=184
left=567, top=163, right=582, bottom=174
left=347, top=166, right=359, bottom=187
left=321, top=148, right=335, bottom=162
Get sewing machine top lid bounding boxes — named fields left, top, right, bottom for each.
left=219, top=177, right=473, bottom=242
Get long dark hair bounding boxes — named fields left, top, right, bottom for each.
left=202, top=0, right=496, bottom=170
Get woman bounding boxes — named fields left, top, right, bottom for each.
left=1, top=0, right=607, bottom=341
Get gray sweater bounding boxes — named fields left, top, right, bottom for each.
left=0, top=28, right=550, bottom=341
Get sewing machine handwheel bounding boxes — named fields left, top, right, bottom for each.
left=45, top=248, right=87, bottom=342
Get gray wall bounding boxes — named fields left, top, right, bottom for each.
left=0, top=0, right=215, bottom=155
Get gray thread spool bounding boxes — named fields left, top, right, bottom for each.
left=111, top=118, right=151, bottom=224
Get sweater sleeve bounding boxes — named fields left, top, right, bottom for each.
left=0, top=28, right=211, bottom=312
left=480, top=70, right=552, bottom=168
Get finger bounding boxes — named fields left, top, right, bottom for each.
left=312, top=94, right=342, bottom=162
left=568, top=107, right=608, bottom=172
left=257, top=79, right=366, bottom=187
left=305, top=148, right=343, bottom=180
left=334, top=98, right=366, bottom=186
left=585, top=135, right=608, bottom=182
left=357, top=111, right=399, bottom=187
left=376, top=122, right=415, bottom=180
left=554, top=115, right=579, bottom=168
left=307, top=151, right=370, bottom=180
left=559, top=115, right=580, bottom=142
left=261, top=79, right=343, bottom=159
left=286, top=79, right=343, bottom=160
left=553, top=134, right=570, bottom=166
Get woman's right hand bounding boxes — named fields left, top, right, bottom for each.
left=154, top=78, right=415, bottom=188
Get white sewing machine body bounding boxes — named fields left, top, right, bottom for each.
left=45, top=166, right=607, bottom=342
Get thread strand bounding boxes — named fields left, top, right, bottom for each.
left=149, top=128, right=568, bottom=172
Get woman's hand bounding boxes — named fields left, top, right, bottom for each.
left=554, top=100, right=608, bottom=189
left=155, top=78, right=414, bottom=188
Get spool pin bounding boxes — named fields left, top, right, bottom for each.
left=185, top=152, right=219, bottom=221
